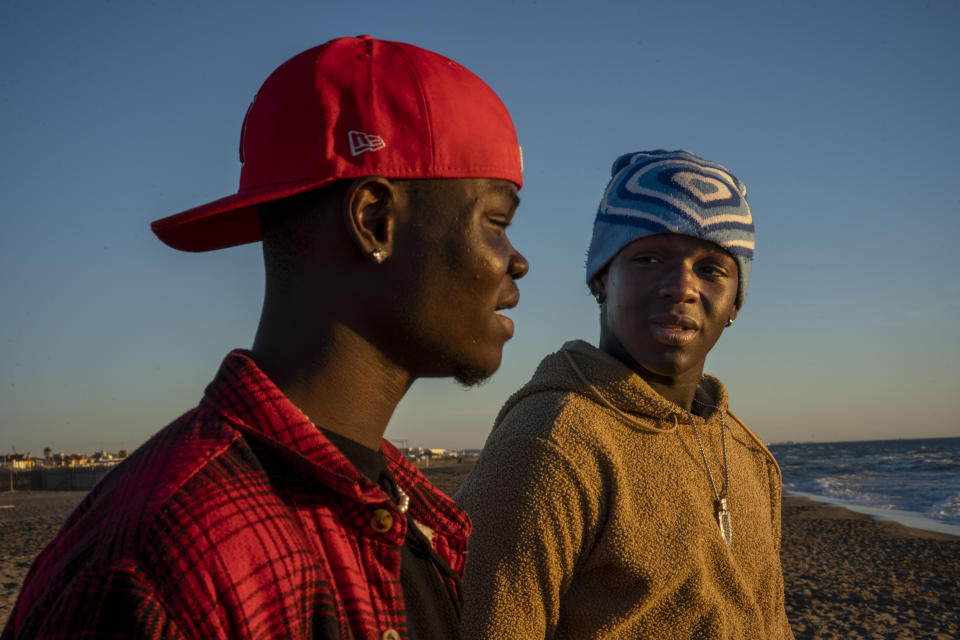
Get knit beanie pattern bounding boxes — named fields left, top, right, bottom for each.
left=585, top=149, right=754, bottom=308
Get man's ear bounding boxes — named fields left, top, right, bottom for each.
left=342, top=176, right=397, bottom=261
left=589, top=272, right=608, bottom=304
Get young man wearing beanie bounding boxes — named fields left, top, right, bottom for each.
left=3, top=36, right=527, bottom=640
left=456, top=150, right=793, bottom=639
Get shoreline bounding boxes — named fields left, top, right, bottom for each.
left=784, top=490, right=960, bottom=539
left=781, top=495, right=959, bottom=541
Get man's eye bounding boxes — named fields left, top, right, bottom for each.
left=700, top=264, right=728, bottom=277
left=632, top=255, right=660, bottom=264
left=489, top=217, right=511, bottom=228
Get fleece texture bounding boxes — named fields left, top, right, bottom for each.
left=456, top=340, right=793, bottom=639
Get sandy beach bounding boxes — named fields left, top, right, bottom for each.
left=0, top=491, right=87, bottom=630
left=2, top=468, right=958, bottom=638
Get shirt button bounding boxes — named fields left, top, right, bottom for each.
left=381, top=629, right=400, bottom=640
left=370, top=508, right=394, bottom=533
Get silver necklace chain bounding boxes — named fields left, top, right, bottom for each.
left=687, top=399, right=730, bottom=501
left=686, top=397, right=733, bottom=546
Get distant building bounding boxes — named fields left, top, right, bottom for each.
left=0, top=454, right=38, bottom=470
left=51, top=453, right=90, bottom=468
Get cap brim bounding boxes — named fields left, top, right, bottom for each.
left=150, top=176, right=338, bottom=252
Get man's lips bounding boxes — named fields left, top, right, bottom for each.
left=649, top=314, right=699, bottom=330
left=494, top=311, right=515, bottom=337
left=494, top=287, right=520, bottom=337
left=495, top=286, right=520, bottom=313
left=649, top=314, right=699, bottom=346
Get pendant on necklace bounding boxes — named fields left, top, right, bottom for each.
left=717, top=498, right=733, bottom=547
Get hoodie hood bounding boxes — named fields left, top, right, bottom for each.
left=494, top=339, right=729, bottom=434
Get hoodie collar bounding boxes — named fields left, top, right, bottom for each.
left=528, top=340, right=729, bottom=432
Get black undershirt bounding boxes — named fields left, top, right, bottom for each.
left=320, top=429, right=461, bottom=640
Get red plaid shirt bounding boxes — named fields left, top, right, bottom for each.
left=2, top=351, right=471, bottom=639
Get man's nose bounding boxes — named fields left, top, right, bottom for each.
left=658, top=263, right=698, bottom=303
left=508, top=245, right=529, bottom=280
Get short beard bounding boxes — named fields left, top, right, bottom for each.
left=454, top=366, right=492, bottom=388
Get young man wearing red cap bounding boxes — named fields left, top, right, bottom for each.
left=3, top=36, right=527, bottom=640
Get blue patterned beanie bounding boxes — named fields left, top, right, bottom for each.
left=586, top=149, right=755, bottom=308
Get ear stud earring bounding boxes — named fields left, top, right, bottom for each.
left=370, top=248, right=387, bottom=264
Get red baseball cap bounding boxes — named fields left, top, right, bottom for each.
left=151, top=35, right=523, bottom=252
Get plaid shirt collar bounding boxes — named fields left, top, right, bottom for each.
left=200, top=349, right=470, bottom=545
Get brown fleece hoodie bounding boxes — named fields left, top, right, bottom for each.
left=456, top=340, right=793, bottom=639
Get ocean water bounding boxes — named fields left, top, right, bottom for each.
left=768, top=437, right=960, bottom=535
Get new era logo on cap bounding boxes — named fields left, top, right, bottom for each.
left=349, top=130, right=386, bottom=156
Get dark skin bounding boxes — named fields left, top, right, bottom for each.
left=592, top=234, right=739, bottom=413
left=251, top=177, right=528, bottom=449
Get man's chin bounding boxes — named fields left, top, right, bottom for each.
left=453, top=352, right=503, bottom=387
left=427, top=345, right=502, bottom=387
left=454, top=366, right=493, bottom=388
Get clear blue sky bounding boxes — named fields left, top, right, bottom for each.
left=2, top=0, right=958, bottom=455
